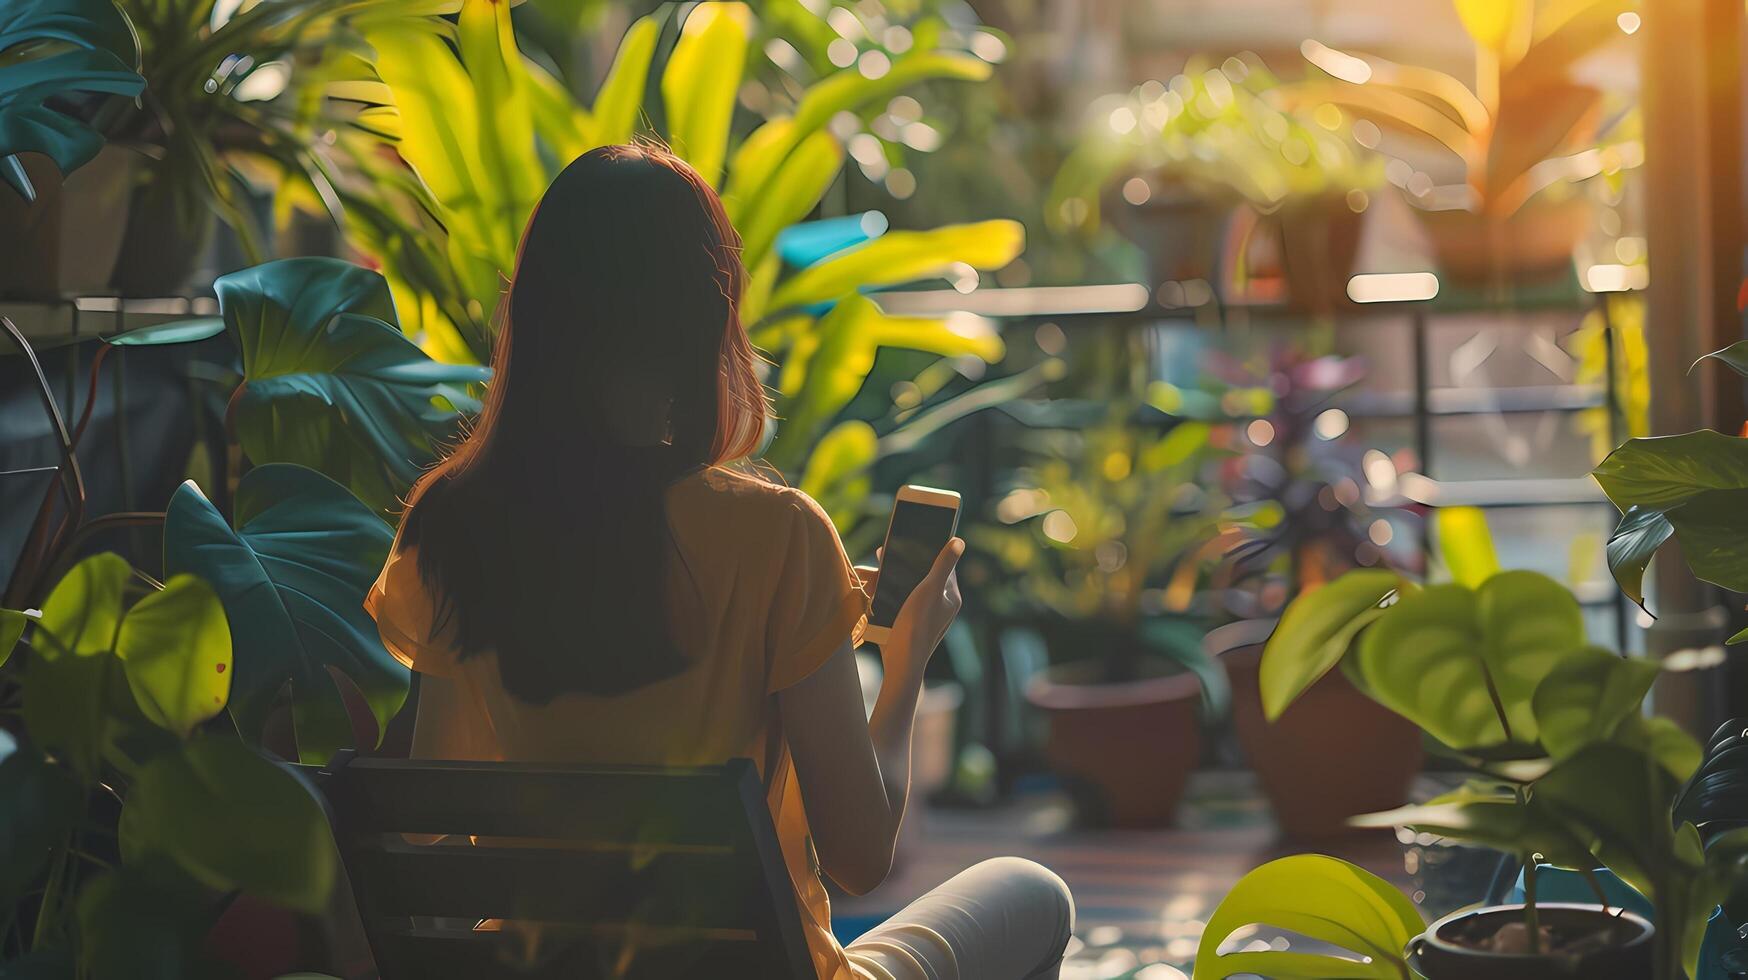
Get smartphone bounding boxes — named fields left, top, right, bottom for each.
left=863, top=485, right=961, bottom=645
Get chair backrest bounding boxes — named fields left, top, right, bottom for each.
left=315, top=754, right=814, bottom=980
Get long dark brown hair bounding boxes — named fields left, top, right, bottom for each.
left=398, top=144, right=768, bottom=702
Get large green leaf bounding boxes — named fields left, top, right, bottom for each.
left=1593, top=429, right=1748, bottom=510
left=586, top=13, right=659, bottom=145
left=1257, top=569, right=1405, bottom=721
left=1535, top=741, right=1687, bottom=891
left=1352, top=784, right=1600, bottom=870
left=1531, top=648, right=1660, bottom=760
left=1353, top=571, right=1586, bottom=749
left=1695, top=340, right=1748, bottom=378
left=1605, top=504, right=1674, bottom=607
left=0, top=745, right=82, bottom=914
left=0, top=0, right=144, bottom=200
left=767, top=220, right=1025, bottom=313
left=217, top=258, right=489, bottom=514
left=115, top=574, right=233, bottom=739
left=660, top=2, right=750, bottom=188
left=120, top=737, right=336, bottom=913
left=1665, top=488, right=1748, bottom=594
left=164, top=464, right=400, bottom=765
left=1192, top=854, right=1422, bottom=980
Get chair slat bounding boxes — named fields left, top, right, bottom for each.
left=325, top=758, right=746, bottom=841
left=372, top=925, right=775, bottom=980
left=351, top=840, right=755, bottom=926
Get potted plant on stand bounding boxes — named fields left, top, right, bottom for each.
left=1195, top=549, right=1748, bottom=979
left=979, top=400, right=1243, bottom=826
left=1048, top=53, right=1382, bottom=312
left=1287, top=0, right=1637, bottom=291
left=1202, top=346, right=1426, bottom=838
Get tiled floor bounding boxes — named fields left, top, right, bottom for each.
left=836, top=771, right=1436, bottom=978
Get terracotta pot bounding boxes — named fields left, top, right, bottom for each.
left=1026, top=657, right=1202, bottom=828
left=1111, top=186, right=1236, bottom=290
left=1213, top=619, right=1422, bottom=840
left=1410, top=904, right=1654, bottom=980
left=1416, top=194, right=1592, bottom=288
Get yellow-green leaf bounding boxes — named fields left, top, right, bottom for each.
left=1259, top=570, right=1405, bottom=721
left=661, top=2, right=751, bottom=187
left=38, top=552, right=130, bottom=659
left=115, top=575, right=233, bottom=738
left=523, top=56, right=592, bottom=162
left=0, top=609, right=21, bottom=667
left=734, top=130, right=844, bottom=273
left=800, top=420, right=878, bottom=503
left=1436, top=506, right=1499, bottom=588
left=589, top=14, right=659, bottom=146
left=455, top=0, right=544, bottom=224
left=1193, top=855, right=1422, bottom=980
left=769, top=220, right=1025, bottom=313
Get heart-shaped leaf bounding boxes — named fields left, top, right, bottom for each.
left=25, top=553, right=131, bottom=778
left=1258, top=569, right=1405, bottom=720
left=1193, top=854, right=1422, bottom=980
left=1354, top=571, right=1586, bottom=750
left=1594, top=429, right=1748, bottom=510
left=115, top=574, right=232, bottom=738
left=119, top=737, right=335, bottom=913
left=165, top=464, right=400, bottom=764
left=217, top=257, right=490, bottom=514
left=1532, top=648, right=1661, bottom=760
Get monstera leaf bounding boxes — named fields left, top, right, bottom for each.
left=1193, top=855, right=1422, bottom=980
left=0, top=0, right=144, bottom=200
left=165, top=464, right=400, bottom=765
left=214, top=258, right=489, bottom=514
left=1352, top=570, right=1586, bottom=751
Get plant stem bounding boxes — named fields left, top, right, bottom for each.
left=1523, top=850, right=1542, bottom=956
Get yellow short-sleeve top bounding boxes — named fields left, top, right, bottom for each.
left=364, top=466, right=869, bottom=979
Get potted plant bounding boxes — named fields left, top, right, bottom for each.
left=1593, top=339, right=1748, bottom=637
left=1048, top=54, right=1382, bottom=311
left=1200, top=537, right=1748, bottom=978
left=1200, top=347, right=1426, bottom=838
left=1287, top=0, right=1636, bottom=290
left=977, top=398, right=1242, bottom=826
left=2, top=255, right=475, bottom=976
left=0, top=0, right=382, bottom=298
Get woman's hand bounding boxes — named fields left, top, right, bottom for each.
left=856, top=538, right=965, bottom=680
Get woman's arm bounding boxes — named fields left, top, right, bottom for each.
left=778, top=538, right=964, bottom=895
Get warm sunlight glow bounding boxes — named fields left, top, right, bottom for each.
left=1300, top=39, right=1372, bottom=84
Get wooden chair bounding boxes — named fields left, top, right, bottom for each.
left=312, top=752, right=815, bottom=979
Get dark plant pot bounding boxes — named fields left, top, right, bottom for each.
left=1411, top=904, right=1654, bottom=980
left=1276, top=196, right=1365, bottom=314
left=1214, top=619, right=1423, bottom=839
left=0, top=146, right=209, bottom=299
left=1026, top=655, right=1202, bottom=828
left=1416, top=194, right=1592, bottom=289
left=1111, top=186, right=1236, bottom=290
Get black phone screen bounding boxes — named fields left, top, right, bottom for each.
left=870, top=499, right=959, bottom=630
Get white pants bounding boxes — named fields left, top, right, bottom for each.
left=845, top=858, right=1075, bottom=980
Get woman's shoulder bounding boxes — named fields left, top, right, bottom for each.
left=686, top=466, right=829, bottom=525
